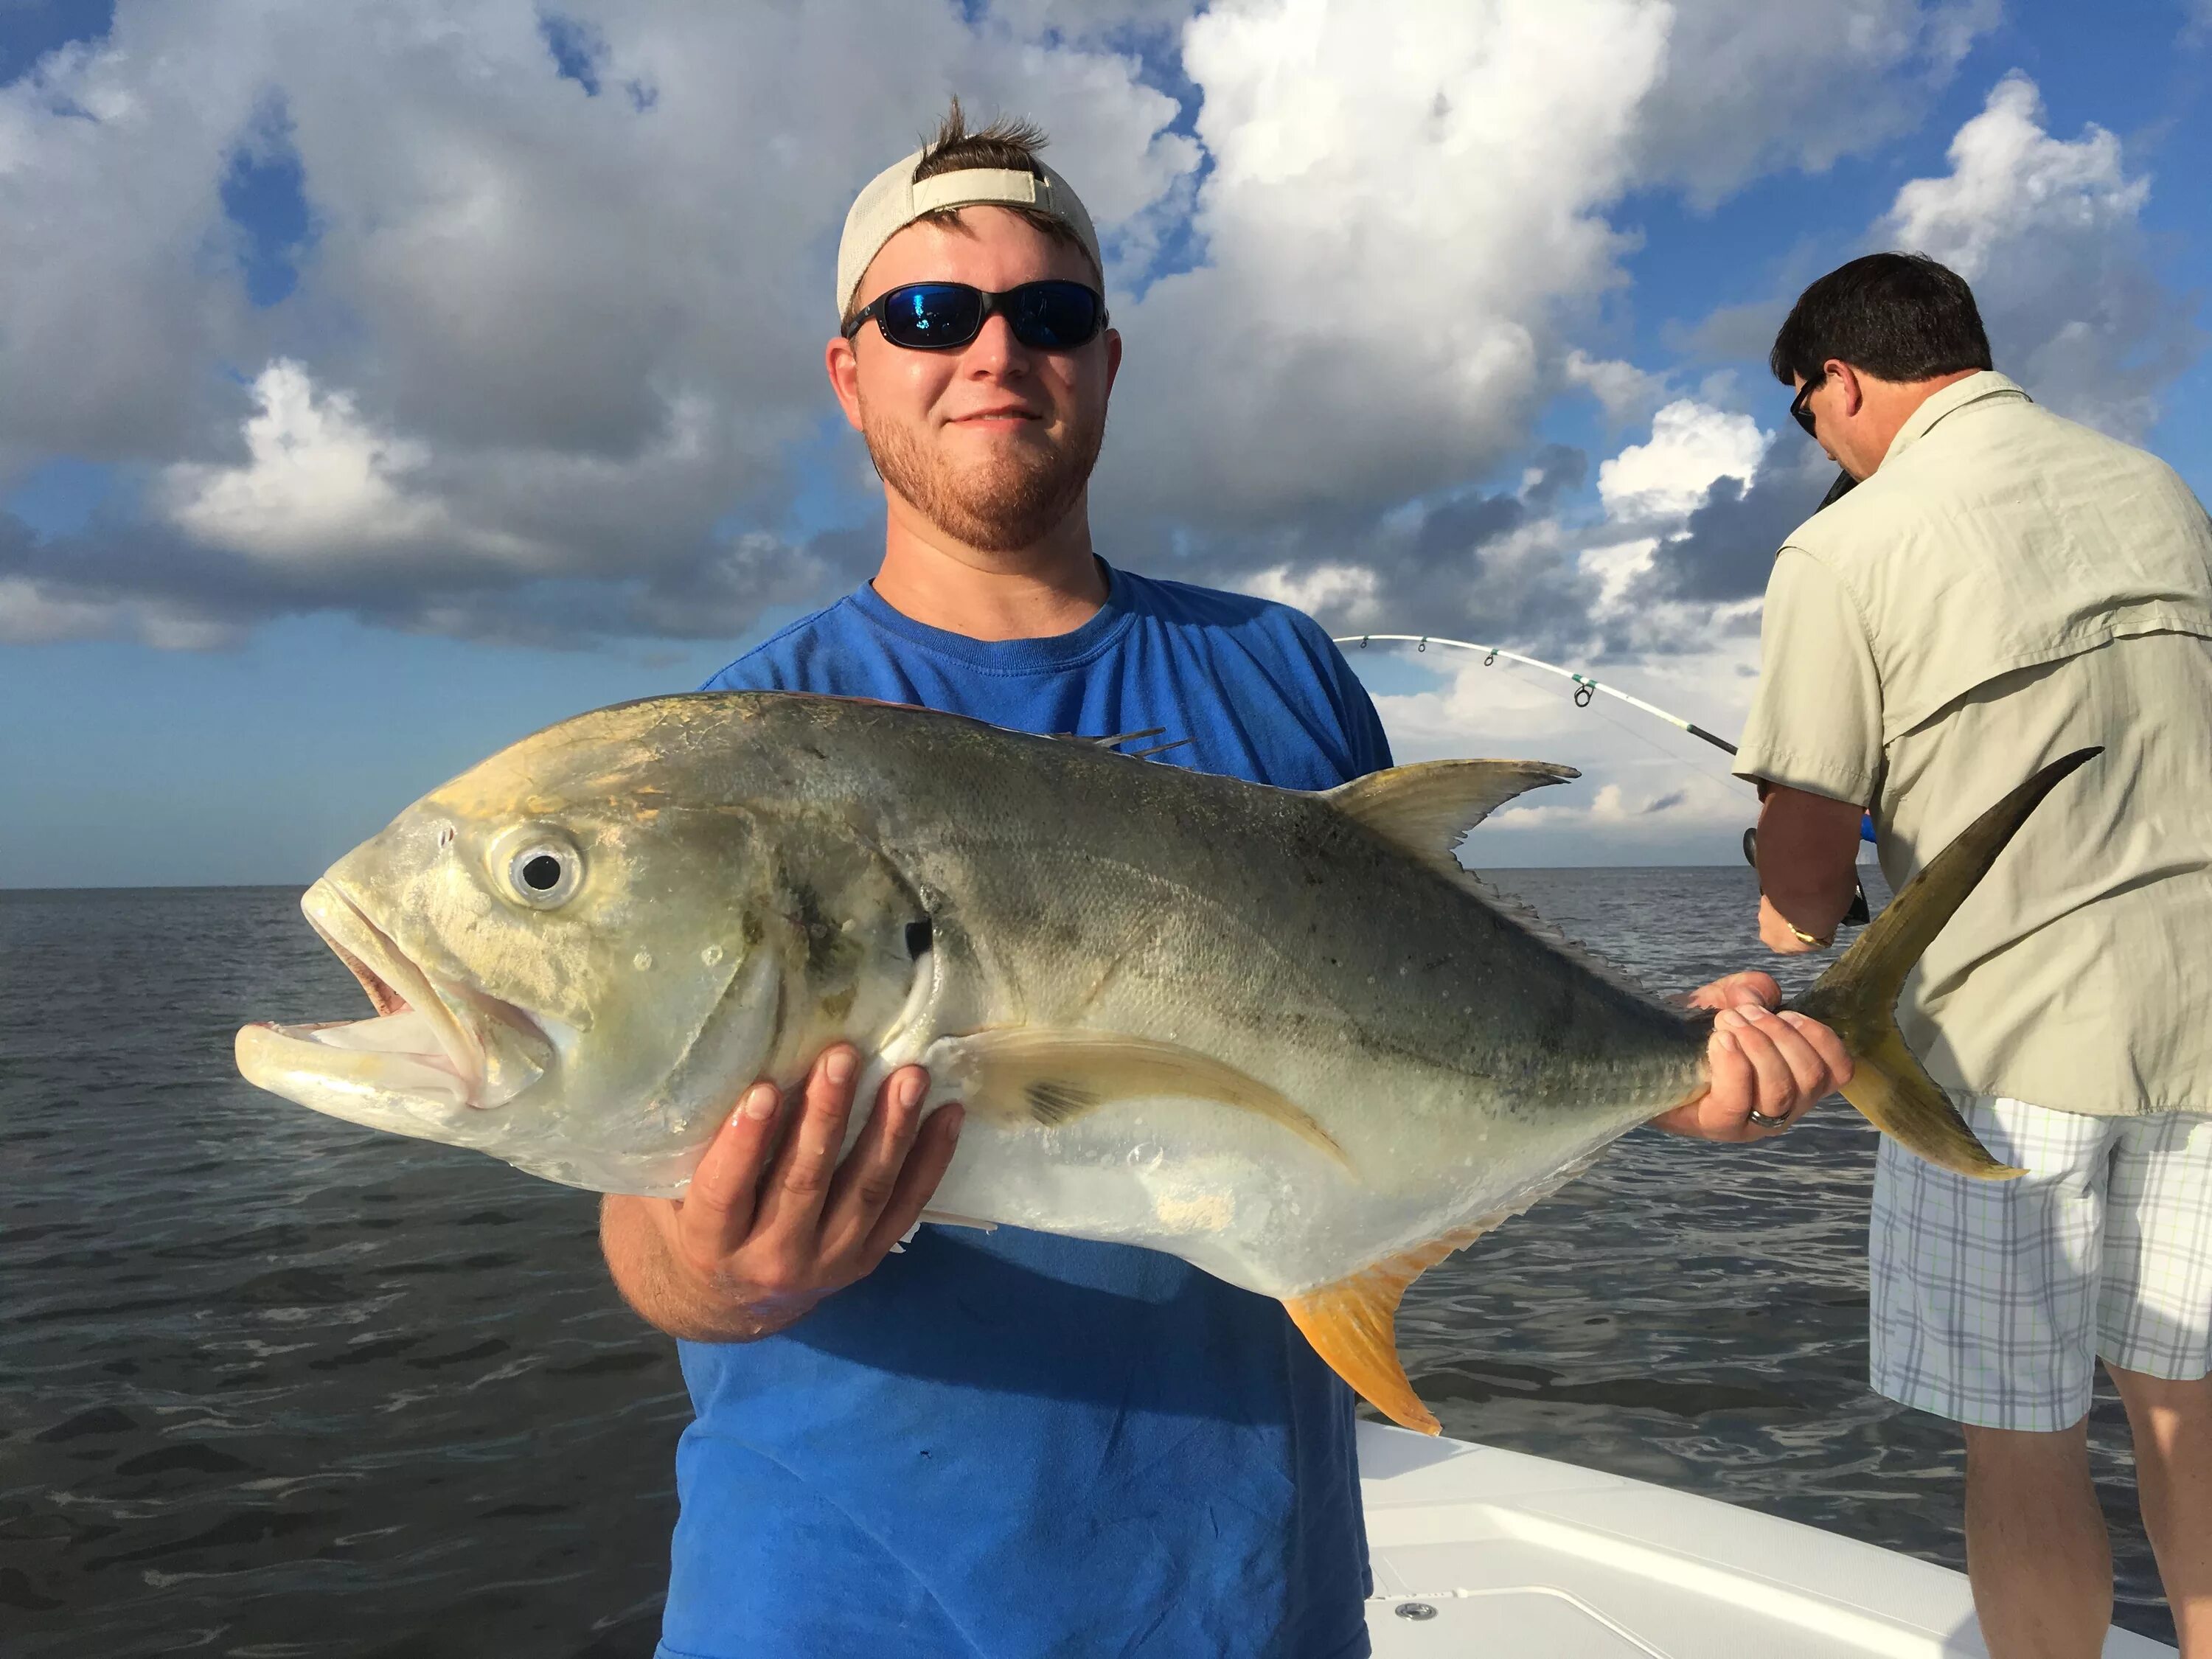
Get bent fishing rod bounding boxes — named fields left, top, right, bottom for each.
left=1335, top=631, right=1873, bottom=926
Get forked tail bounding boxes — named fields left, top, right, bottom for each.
left=1287, top=747, right=2101, bottom=1434
left=1789, top=746, right=2101, bottom=1180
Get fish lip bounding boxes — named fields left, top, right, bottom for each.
left=296, top=882, right=546, bottom=1110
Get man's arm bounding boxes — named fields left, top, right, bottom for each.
left=1734, top=549, right=1885, bottom=954
left=602, top=1046, right=962, bottom=1343
left=1753, top=785, right=1866, bottom=952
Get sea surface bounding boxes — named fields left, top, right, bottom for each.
left=0, top=876, right=2174, bottom=1655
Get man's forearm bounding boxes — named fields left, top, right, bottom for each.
left=599, top=1194, right=802, bottom=1344
left=1756, top=784, right=1865, bottom=940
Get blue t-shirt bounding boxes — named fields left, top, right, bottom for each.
left=658, top=563, right=1392, bottom=1659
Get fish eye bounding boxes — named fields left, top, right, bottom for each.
left=490, top=828, right=584, bottom=910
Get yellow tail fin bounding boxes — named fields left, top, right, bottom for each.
left=1790, top=746, right=2101, bottom=1180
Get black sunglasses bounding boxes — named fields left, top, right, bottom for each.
left=1789, top=375, right=1823, bottom=437
left=843, top=280, right=1107, bottom=352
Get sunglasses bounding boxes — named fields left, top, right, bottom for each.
left=843, top=280, right=1108, bottom=352
left=1789, top=375, right=1823, bottom=437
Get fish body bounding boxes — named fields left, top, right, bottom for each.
left=238, top=692, right=2090, bottom=1428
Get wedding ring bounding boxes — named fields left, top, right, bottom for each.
left=1746, top=1107, right=1790, bottom=1129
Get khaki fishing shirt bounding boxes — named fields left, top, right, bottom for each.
left=1736, top=371, right=2212, bottom=1116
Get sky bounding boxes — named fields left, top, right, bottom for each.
left=4, top=0, right=2210, bottom=886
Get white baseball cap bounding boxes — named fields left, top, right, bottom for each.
left=835, top=149, right=1104, bottom=320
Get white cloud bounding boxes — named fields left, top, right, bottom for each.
left=1493, top=781, right=1698, bottom=829
left=1099, top=0, right=1672, bottom=525
left=1241, top=560, right=1384, bottom=630
left=1565, top=352, right=1673, bottom=428
left=161, top=361, right=529, bottom=566
left=0, top=0, right=2149, bottom=659
left=1537, top=397, right=1772, bottom=606
left=0, top=576, right=243, bottom=650
left=1627, top=0, right=2000, bottom=202
left=1596, top=399, right=1770, bottom=521
left=1879, top=73, right=2191, bottom=439
left=1355, top=636, right=1764, bottom=864
left=1885, top=75, right=2145, bottom=282
left=0, top=0, right=1193, bottom=604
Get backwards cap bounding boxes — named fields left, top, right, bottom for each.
left=835, top=149, right=1103, bottom=320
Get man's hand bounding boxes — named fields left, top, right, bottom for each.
left=600, top=1046, right=963, bottom=1343
left=1647, top=970, right=1854, bottom=1141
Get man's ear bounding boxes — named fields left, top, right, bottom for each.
left=1103, top=327, right=1123, bottom=395
left=825, top=335, right=865, bottom=431
left=1824, top=358, right=1866, bottom=419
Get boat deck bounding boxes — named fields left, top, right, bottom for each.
left=1356, top=1423, right=2173, bottom=1657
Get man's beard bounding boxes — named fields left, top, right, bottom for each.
left=860, top=402, right=1106, bottom=554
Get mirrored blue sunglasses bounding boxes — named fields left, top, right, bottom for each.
left=843, top=281, right=1107, bottom=352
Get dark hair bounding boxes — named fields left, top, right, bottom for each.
left=839, top=98, right=1099, bottom=331
left=1768, top=253, right=1993, bottom=387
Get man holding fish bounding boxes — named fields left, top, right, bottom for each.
left=245, top=107, right=2119, bottom=1659
left=594, top=106, right=1854, bottom=1659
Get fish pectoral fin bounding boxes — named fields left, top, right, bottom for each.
left=915, top=1208, right=998, bottom=1232
left=925, top=1028, right=1349, bottom=1168
left=1326, top=760, right=1579, bottom=882
left=1284, top=1219, right=1506, bottom=1436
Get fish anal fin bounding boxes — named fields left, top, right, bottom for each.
left=928, top=1028, right=1349, bottom=1168
left=1282, top=1220, right=1499, bottom=1436
left=1327, top=760, right=1579, bottom=882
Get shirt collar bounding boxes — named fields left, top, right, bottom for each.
left=1881, top=369, right=2031, bottom=467
left=846, top=557, right=1135, bottom=674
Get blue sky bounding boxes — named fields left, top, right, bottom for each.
left=4, top=0, right=2209, bottom=886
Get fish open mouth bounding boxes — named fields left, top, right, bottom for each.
left=237, top=882, right=551, bottom=1114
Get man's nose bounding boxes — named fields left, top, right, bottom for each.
left=961, top=312, right=1029, bottom=375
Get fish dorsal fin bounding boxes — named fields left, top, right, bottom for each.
left=925, top=1028, right=1349, bottom=1168
left=1283, top=1155, right=1603, bottom=1433
left=1335, top=761, right=1674, bottom=1013
left=1326, top=760, right=1578, bottom=882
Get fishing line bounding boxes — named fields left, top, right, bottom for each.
left=1338, top=633, right=1874, bottom=924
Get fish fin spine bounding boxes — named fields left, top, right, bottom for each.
left=1325, top=759, right=1578, bottom=883
left=933, top=1028, right=1349, bottom=1167
left=1282, top=1222, right=1495, bottom=1436
left=1788, top=747, right=2101, bottom=1181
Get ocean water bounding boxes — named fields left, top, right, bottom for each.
left=0, top=876, right=2174, bottom=1655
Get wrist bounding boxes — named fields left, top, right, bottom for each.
left=1758, top=894, right=1833, bottom=952
left=599, top=1196, right=811, bottom=1343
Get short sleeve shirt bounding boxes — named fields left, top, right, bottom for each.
left=657, top=563, right=1391, bottom=1659
left=1737, top=373, right=2212, bottom=1116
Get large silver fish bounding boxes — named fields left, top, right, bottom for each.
left=237, top=693, right=2090, bottom=1430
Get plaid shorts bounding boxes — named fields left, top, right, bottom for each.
left=1870, top=1096, right=2212, bottom=1430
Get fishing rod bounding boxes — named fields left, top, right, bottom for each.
left=1337, top=634, right=1743, bottom=757
left=1336, top=632, right=1873, bottom=926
